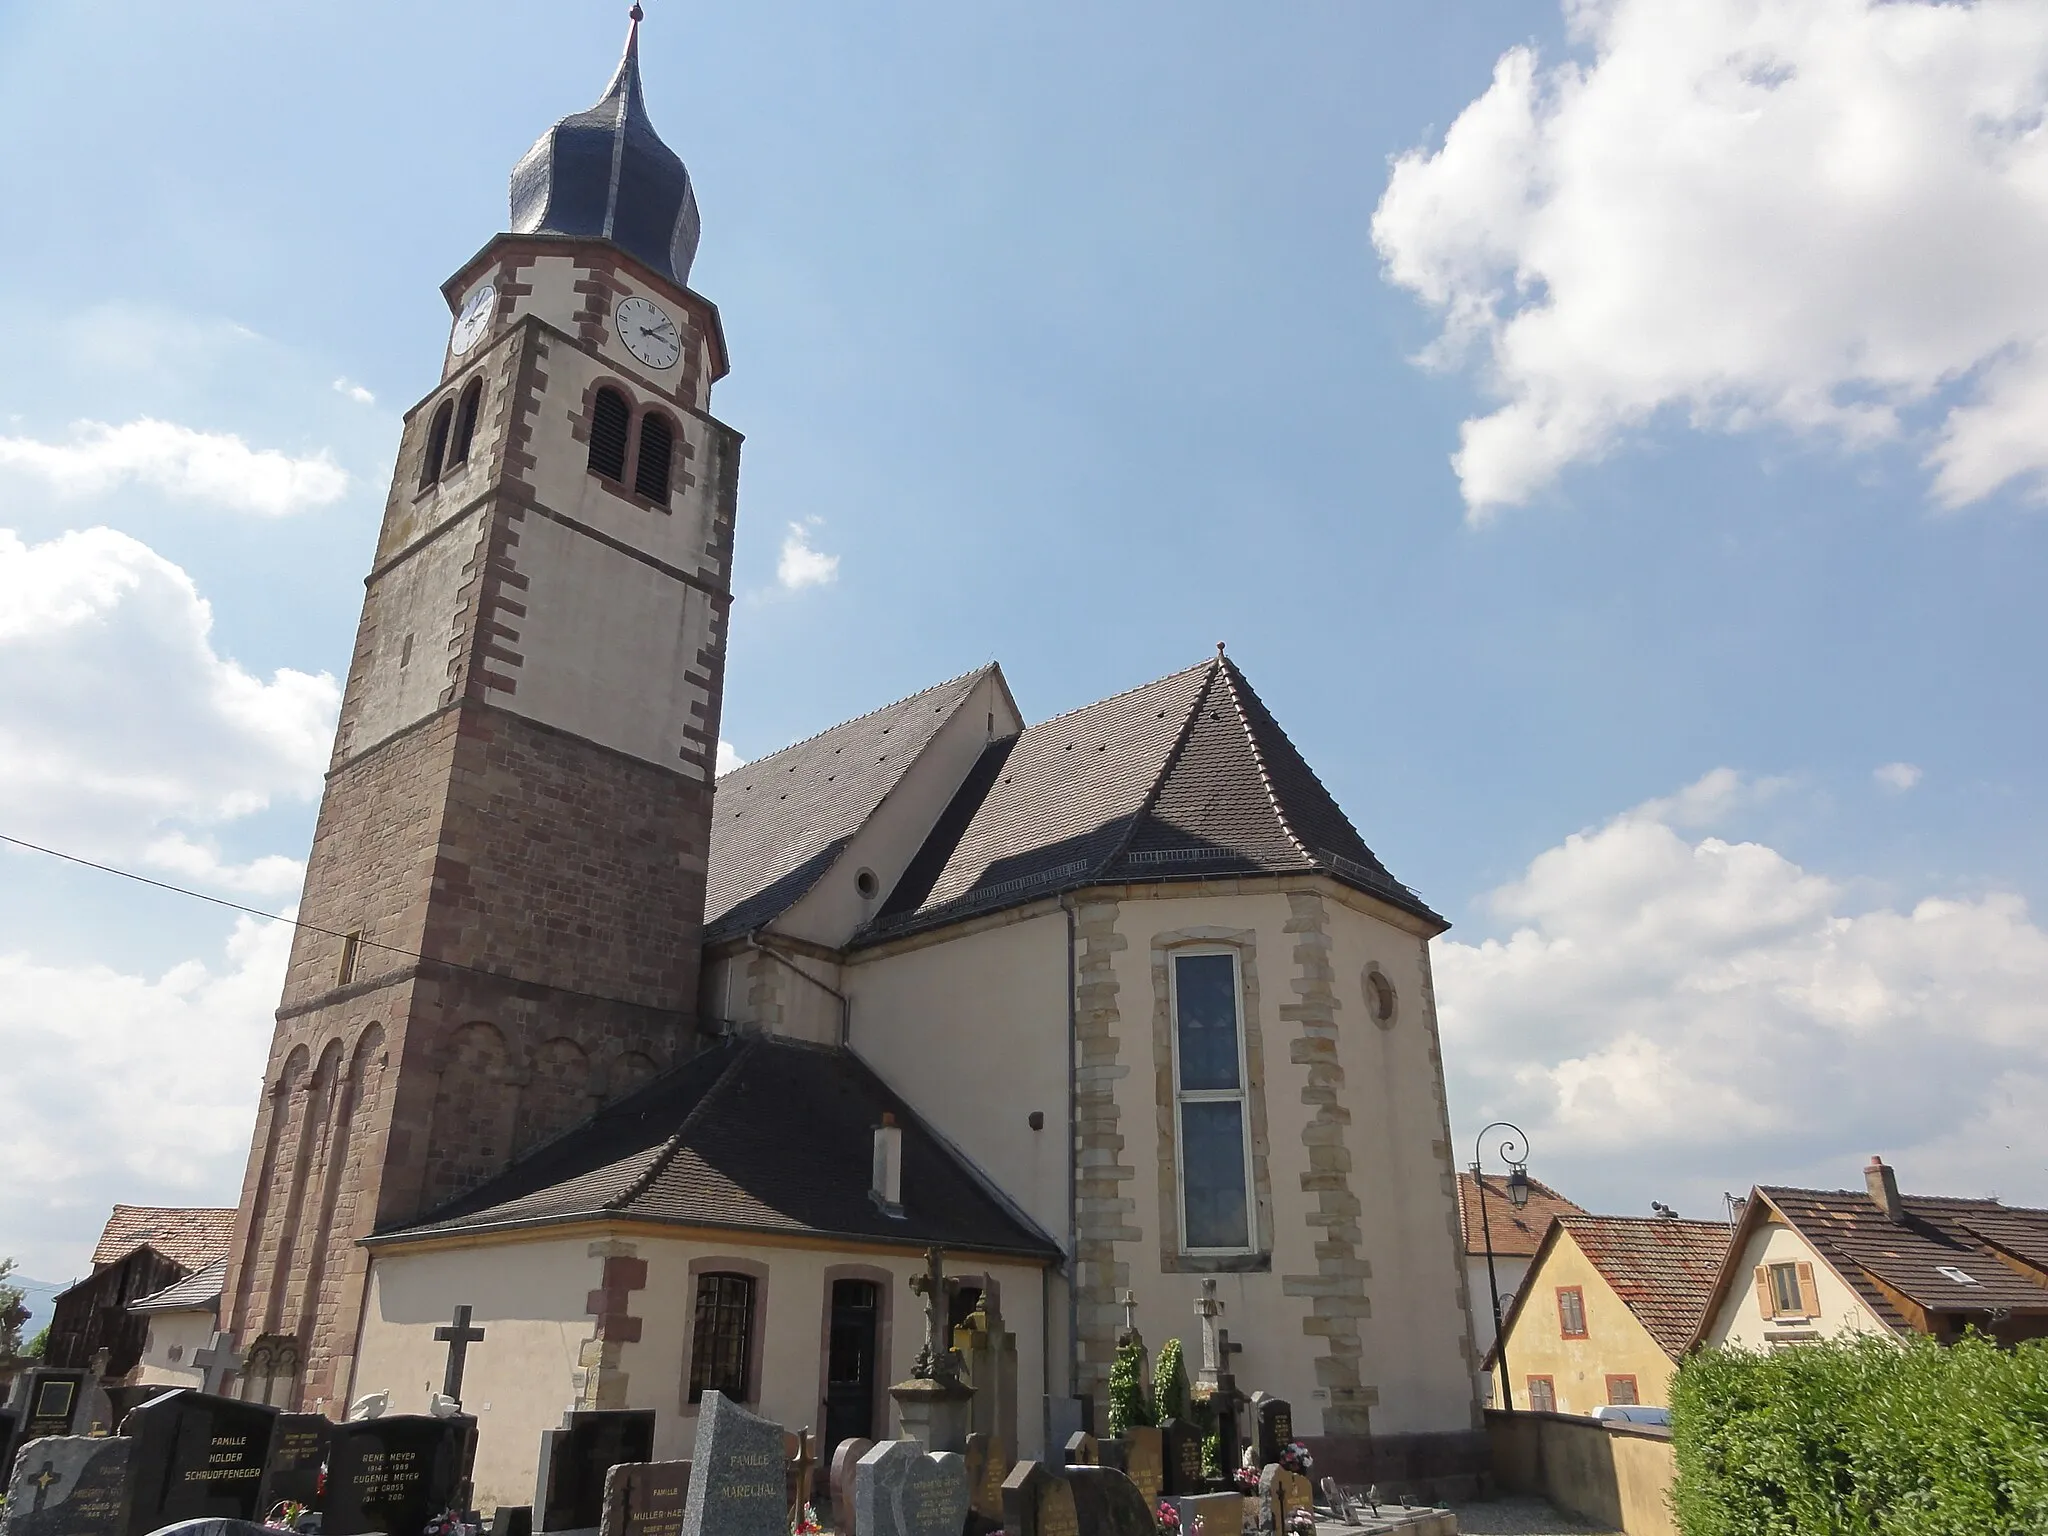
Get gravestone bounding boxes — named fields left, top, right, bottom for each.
left=961, top=1432, right=1007, bottom=1524
left=1061, top=1432, right=1098, bottom=1468
left=258, top=1413, right=333, bottom=1516
left=324, top=1413, right=475, bottom=1536
left=1175, top=1492, right=1243, bottom=1536
left=783, top=1428, right=813, bottom=1522
left=1157, top=1420, right=1202, bottom=1498
left=1253, top=1400, right=1292, bottom=1469
left=677, top=1391, right=783, bottom=1536
left=1277, top=1470, right=1313, bottom=1524
left=825, top=1438, right=872, bottom=1536
left=598, top=1461, right=689, bottom=1536
left=1121, top=1427, right=1162, bottom=1508
left=853, top=1439, right=967, bottom=1536
left=0, top=1406, right=17, bottom=1490
left=538, top=1409, right=657, bottom=1534
left=492, top=1506, right=535, bottom=1536
left=999, top=1461, right=1076, bottom=1536
left=1255, top=1465, right=1281, bottom=1536
left=19, top=1373, right=87, bottom=1442
left=1063, top=1467, right=1153, bottom=1536
left=121, top=1389, right=279, bottom=1536
left=954, top=1283, right=1019, bottom=1459
left=2, top=1435, right=132, bottom=1536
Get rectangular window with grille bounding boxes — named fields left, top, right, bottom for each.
left=1170, top=950, right=1254, bottom=1253
left=1556, top=1285, right=1588, bottom=1339
left=1606, top=1374, right=1639, bottom=1406
left=688, top=1272, right=755, bottom=1403
left=1526, top=1376, right=1556, bottom=1413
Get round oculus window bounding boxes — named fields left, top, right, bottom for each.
left=1367, top=969, right=1397, bottom=1026
left=855, top=868, right=880, bottom=900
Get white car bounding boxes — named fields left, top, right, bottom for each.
left=1592, top=1404, right=1672, bottom=1426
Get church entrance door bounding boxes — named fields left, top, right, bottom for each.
left=823, top=1278, right=880, bottom=1462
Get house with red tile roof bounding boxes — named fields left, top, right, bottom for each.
left=1455, top=1171, right=1587, bottom=1365
left=1694, top=1156, right=2048, bottom=1353
left=44, top=1204, right=236, bottom=1382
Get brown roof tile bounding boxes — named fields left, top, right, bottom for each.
left=1456, top=1171, right=1585, bottom=1258
left=1558, top=1215, right=1730, bottom=1360
left=91, top=1205, right=236, bottom=1273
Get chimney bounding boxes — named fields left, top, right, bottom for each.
left=1866, top=1155, right=1905, bottom=1223
left=872, top=1112, right=904, bottom=1218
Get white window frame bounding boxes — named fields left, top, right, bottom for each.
left=1168, top=946, right=1258, bottom=1256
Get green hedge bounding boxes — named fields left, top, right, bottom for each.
left=1670, top=1332, right=2048, bottom=1535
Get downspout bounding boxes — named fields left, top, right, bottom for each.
left=1059, top=893, right=1080, bottom=1400
left=747, top=933, right=852, bottom=1047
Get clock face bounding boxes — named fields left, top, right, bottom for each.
left=616, top=295, right=681, bottom=370
left=451, top=283, right=497, bottom=356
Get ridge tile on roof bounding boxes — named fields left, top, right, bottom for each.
left=1558, top=1215, right=1729, bottom=1360
left=1457, top=1172, right=1586, bottom=1258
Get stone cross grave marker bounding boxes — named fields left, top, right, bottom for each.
left=783, top=1426, right=814, bottom=1525
left=323, top=1412, right=476, bottom=1536
left=1062, top=1432, right=1099, bottom=1468
left=538, top=1408, right=656, bottom=1535
left=3, top=1436, right=132, bottom=1536
left=906, top=1248, right=961, bottom=1387
left=827, top=1437, right=873, bottom=1536
left=599, top=1460, right=691, bottom=1536
left=678, top=1390, right=785, bottom=1536
left=435, top=1305, right=488, bottom=1403
left=1193, top=1282, right=1223, bottom=1387
left=189, top=1333, right=245, bottom=1398
left=853, top=1438, right=968, bottom=1536
left=1000, top=1461, right=1077, bottom=1536
left=120, top=1388, right=279, bottom=1536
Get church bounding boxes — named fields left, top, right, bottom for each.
left=200, top=11, right=1482, bottom=1512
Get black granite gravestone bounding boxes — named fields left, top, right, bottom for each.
left=19, top=1372, right=87, bottom=1442
left=323, top=1414, right=475, bottom=1536
left=677, top=1391, right=783, bottom=1536
left=121, top=1389, right=279, bottom=1536
left=490, top=1505, right=534, bottom=1536
left=1063, top=1467, right=1153, bottom=1536
left=1061, top=1433, right=1099, bottom=1469
left=1253, top=1400, right=1292, bottom=1469
left=1157, top=1420, right=1202, bottom=1497
left=3, top=1435, right=132, bottom=1536
left=597, top=1460, right=689, bottom=1536
left=999, top=1461, right=1076, bottom=1536
left=539, top=1410, right=656, bottom=1534
left=257, top=1413, right=332, bottom=1516
left=0, top=1406, right=18, bottom=1487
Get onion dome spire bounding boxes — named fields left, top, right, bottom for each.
left=508, top=5, right=703, bottom=288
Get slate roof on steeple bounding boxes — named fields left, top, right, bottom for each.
left=373, top=1034, right=1059, bottom=1260
left=703, top=666, right=1000, bottom=942
left=865, top=653, right=1441, bottom=942
left=508, top=7, right=703, bottom=289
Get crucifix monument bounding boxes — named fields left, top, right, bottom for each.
left=434, top=1305, right=488, bottom=1403
left=192, top=1331, right=245, bottom=1397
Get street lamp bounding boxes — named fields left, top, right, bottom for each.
left=1472, top=1121, right=1532, bottom=1411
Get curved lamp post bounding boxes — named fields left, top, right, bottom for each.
left=1472, top=1121, right=1532, bottom=1411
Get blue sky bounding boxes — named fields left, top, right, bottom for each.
left=5, top=0, right=2048, bottom=1279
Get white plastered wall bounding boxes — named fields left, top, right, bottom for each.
left=133, top=1307, right=219, bottom=1390
left=1703, top=1217, right=1890, bottom=1350
left=344, top=506, right=487, bottom=758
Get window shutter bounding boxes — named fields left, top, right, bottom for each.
left=634, top=413, right=674, bottom=503
left=587, top=388, right=630, bottom=481
left=1795, top=1262, right=1819, bottom=1318
left=1754, top=1265, right=1774, bottom=1318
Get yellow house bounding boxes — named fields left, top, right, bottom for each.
left=1487, top=1215, right=1726, bottom=1416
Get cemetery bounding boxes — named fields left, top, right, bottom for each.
left=1, top=1250, right=1462, bottom=1536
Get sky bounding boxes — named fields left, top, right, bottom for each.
left=4, top=0, right=2048, bottom=1281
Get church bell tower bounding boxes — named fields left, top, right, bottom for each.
left=218, top=8, right=738, bottom=1412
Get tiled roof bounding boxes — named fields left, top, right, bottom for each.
left=129, top=1257, right=227, bottom=1315
left=866, top=655, right=1439, bottom=942
left=377, top=1034, right=1060, bottom=1259
left=1456, top=1172, right=1585, bottom=1258
left=91, top=1205, right=237, bottom=1272
left=704, top=668, right=996, bottom=942
left=1558, top=1216, right=1730, bottom=1360
left=1761, top=1185, right=2048, bottom=1328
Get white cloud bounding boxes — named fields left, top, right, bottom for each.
left=777, top=518, right=840, bottom=590
left=332, top=378, right=376, bottom=406
left=0, top=418, right=347, bottom=516
left=0, top=527, right=339, bottom=878
left=1874, top=761, right=1924, bottom=793
left=716, top=740, right=745, bottom=776
left=1373, top=0, right=2048, bottom=516
left=1437, top=769, right=2048, bottom=1214
left=0, top=914, right=288, bottom=1277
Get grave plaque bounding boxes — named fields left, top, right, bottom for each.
left=1061, top=1432, right=1098, bottom=1469
left=1175, top=1492, right=1244, bottom=1536
left=1121, top=1427, right=1162, bottom=1508
left=324, top=1413, right=475, bottom=1536
left=961, top=1432, right=1007, bottom=1523
left=258, top=1413, right=333, bottom=1515
left=1158, top=1420, right=1202, bottom=1497
left=1277, top=1470, right=1313, bottom=1522
left=1063, top=1467, right=1153, bottom=1536
left=121, top=1389, right=278, bottom=1536
left=598, top=1461, right=690, bottom=1536
left=999, top=1461, right=1076, bottom=1536
left=852, top=1439, right=967, bottom=1536
left=21, top=1374, right=86, bottom=1442
left=539, top=1409, right=657, bottom=1534
left=826, top=1438, right=872, bottom=1536
left=3, top=1435, right=132, bottom=1536
left=678, top=1391, right=784, bottom=1536
left=1253, top=1401, right=1292, bottom=1469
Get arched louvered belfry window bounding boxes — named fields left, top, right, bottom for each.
left=447, top=379, right=483, bottom=468
left=634, top=413, right=674, bottom=504
left=418, top=399, right=454, bottom=489
left=587, top=387, right=630, bottom=481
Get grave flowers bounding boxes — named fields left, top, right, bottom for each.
left=1285, top=1511, right=1314, bottom=1536
left=789, top=1501, right=823, bottom=1535
left=1276, top=1445, right=1312, bottom=1477
left=1155, top=1499, right=1181, bottom=1532
left=425, top=1505, right=482, bottom=1536
left=264, top=1499, right=312, bottom=1531
left=1230, top=1466, right=1259, bottom=1495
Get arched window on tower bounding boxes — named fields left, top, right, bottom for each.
left=418, top=399, right=454, bottom=489
left=447, top=379, right=484, bottom=469
left=588, top=387, right=630, bottom=481
left=634, top=413, right=674, bottom=504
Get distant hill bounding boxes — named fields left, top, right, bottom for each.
left=10, top=1276, right=71, bottom=1347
